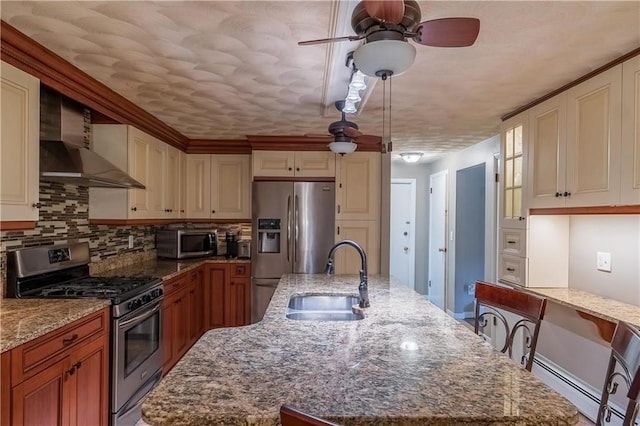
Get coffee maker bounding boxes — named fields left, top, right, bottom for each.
left=225, top=232, right=238, bottom=258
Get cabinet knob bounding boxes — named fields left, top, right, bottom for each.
left=180, top=210, right=185, bottom=213
left=563, top=191, right=571, bottom=197
left=506, top=267, right=516, bottom=272
left=32, top=202, right=42, bottom=209
left=212, top=210, right=216, bottom=214
left=555, top=192, right=562, bottom=197
left=296, top=167, right=300, bottom=171
left=288, top=167, right=292, bottom=171
left=131, top=207, right=137, bottom=212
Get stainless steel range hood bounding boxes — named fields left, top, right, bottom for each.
left=39, top=89, right=145, bottom=189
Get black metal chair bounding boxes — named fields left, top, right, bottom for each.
left=280, top=405, right=339, bottom=426
left=474, top=281, right=547, bottom=371
left=597, top=321, right=640, bottom=426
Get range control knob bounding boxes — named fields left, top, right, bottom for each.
left=143, top=294, right=152, bottom=303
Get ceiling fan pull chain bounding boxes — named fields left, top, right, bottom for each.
left=389, top=75, right=392, bottom=146
left=382, top=76, right=387, bottom=145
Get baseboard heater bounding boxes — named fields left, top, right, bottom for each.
left=532, top=355, right=626, bottom=425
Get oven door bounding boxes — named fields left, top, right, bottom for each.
left=112, top=300, right=163, bottom=413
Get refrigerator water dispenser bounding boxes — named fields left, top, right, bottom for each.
left=257, top=218, right=281, bottom=253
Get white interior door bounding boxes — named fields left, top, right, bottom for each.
left=428, top=170, right=448, bottom=311
left=390, top=179, right=416, bottom=289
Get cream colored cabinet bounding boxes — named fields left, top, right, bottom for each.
left=336, top=152, right=381, bottom=221
left=621, top=56, right=640, bottom=205
left=179, top=151, right=187, bottom=217
left=0, top=61, right=40, bottom=222
left=185, top=154, right=251, bottom=219
left=252, top=151, right=335, bottom=177
left=334, top=220, right=380, bottom=275
left=90, top=124, right=176, bottom=220
left=500, top=112, right=528, bottom=229
left=527, top=94, right=567, bottom=209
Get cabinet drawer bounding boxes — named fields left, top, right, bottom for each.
left=164, top=275, right=188, bottom=296
left=12, top=308, right=108, bottom=383
left=230, top=264, right=250, bottom=277
left=500, top=228, right=526, bottom=256
left=498, top=254, right=527, bottom=287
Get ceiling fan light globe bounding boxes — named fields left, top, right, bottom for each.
left=345, top=88, right=361, bottom=103
left=329, top=141, right=357, bottom=155
left=349, top=71, right=367, bottom=91
left=342, top=100, right=358, bottom=114
left=353, top=40, right=416, bottom=77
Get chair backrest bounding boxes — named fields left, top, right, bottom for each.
left=597, top=321, right=640, bottom=426
left=280, top=405, right=339, bottom=426
left=474, top=281, right=547, bottom=371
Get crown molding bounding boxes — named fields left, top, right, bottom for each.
left=0, top=20, right=188, bottom=150
left=247, top=135, right=381, bottom=152
left=187, top=139, right=251, bottom=154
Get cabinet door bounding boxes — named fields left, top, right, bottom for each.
left=179, top=151, right=187, bottom=217
left=161, top=297, right=175, bottom=373
left=172, top=288, right=189, bottom=360
left=188, top=269, right=205, bottom=344
left=334, top=220, right=380, bottom=275
left=67, top=334, right=109, bottom=426
left=336, top=152, right=381, bottom=221
left=12, top=359, right=68, bottom=426
left=621, top=56, right=640, bottom=205
left=204, top=264, right=227, bottom=328
left=226, top=277, right=250, bottom=327
left=147, top=140, right=166, bottom=217
left=164, top=145, right=180, bottom=218
left=252, top=151, right=295, bottom=177
left=500, top=112, right=528, bottom=229
left=527, top=94, right=567, bottom=208
left=211, top=155, right=251, bottom=219
left=127, top=127, right=152, bottom=218
left=0, top=61, right=40, bottom=222
left=294, top=152, right=336, bottom=177
left=185, top=154, right=211, bottom=218
left=566, top=65, right=622, bottom=207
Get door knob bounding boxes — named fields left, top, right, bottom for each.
left=438, top=247, right=447, bottom=253
left=403, top=232, right=408, bottom=236
left=403, top=247, right=409, bottom=252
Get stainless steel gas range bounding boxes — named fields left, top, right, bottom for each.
left=6, top=242, right=163, bottom=426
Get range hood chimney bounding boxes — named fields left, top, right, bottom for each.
left=39, top=88, right=145, bottom=189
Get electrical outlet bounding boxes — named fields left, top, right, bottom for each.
left=467, top=283, right=475, bottom=296
left=597, top=251, right=611, bottom=272
left=128, top=235, right=134, bottom=249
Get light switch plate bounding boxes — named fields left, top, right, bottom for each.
left=596, top=252, right=611, bottom=272
left=128, top=235, right=134, bottom=249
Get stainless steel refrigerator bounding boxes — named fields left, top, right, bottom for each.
left=251, top=181, right=335, bottom=322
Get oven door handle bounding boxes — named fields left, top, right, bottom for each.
left=118, top=303, right=161, bottom=329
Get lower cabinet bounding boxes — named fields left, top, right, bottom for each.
left=7, top=308, right=110, bottom=426
left=162, top=262, right=251, bottom=375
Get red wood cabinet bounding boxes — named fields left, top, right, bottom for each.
left=162, top=274, right=190, bottom=374
left=204, top=263, right=251, bottom=328
left=204, top=264, right=227, bottom=329
left=188, top=268, right=205, bottom=343
left=6, top=308, right=109, bottom=426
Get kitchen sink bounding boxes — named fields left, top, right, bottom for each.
left=285, top=294, right=364, bottom=321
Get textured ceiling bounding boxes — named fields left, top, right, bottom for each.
left=2, top=1, right=640, bottom=159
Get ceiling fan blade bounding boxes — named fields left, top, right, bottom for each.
left=343, top=127, right=363, bottom=139
left=413, top=17, right=480, bottom=47
left=363, top=0, right=405, bottom=24
left=298, top=35, right=363, bottom=46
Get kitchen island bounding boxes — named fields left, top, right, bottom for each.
left=142, top=274, right=578, bottom=425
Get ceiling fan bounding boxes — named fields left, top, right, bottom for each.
left=299, top=0, right=480, bottom=76
left=307, top=101, right=365, bottom=154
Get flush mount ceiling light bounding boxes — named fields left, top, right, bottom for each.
left=353, top=40, right=416, bottom=78
left=399, top=152, right=423, bottom=163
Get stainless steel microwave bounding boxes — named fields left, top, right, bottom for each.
left=156, top=229, right=217, bottom=259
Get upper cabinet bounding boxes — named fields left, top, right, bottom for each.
left=500, top=112, right=528, bottom=229
left=185, top=154, right=251, bottom=220
left=0, top=61, right=40, bottom=223
left=335, top=152, right=381, bottom=221
left=90, top=124, right=179, bottom=220
left=527, top=64, right=631, bottom=208
left=621, top=56, right=640, bottom=205
left=252, top=151, right=335, bottom=178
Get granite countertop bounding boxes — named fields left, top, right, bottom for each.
left=93, top=257, right=250, bottom=281
left=142, top=274, right=578, bottom=426
left=526, top=287, right=640, bottom=328
left=0, top=298, right=111, bottom=353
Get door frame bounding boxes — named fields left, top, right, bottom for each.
left=390, top=178, right=417, bottom=288
left=428, top=170, right=448, bottom=310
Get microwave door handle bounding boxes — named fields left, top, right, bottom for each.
left=286, top=195, right=291, bottom=262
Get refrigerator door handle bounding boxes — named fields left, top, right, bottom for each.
left=294, top=195, right=299, bottom=264
left=286, top=195, right=291, bottom=262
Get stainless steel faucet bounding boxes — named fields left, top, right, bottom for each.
left=324, top=240, right=370, bottom=308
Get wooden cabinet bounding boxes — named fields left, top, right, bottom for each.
left=90, top=124, right=180, bottom=219
left=204, top=263, right=251, bottom=329
left=621, top=56, right=640, bottom=205
left=185, top=154, right=251, bottom=219
left=179, top=151, right=188, bottom=218
left=334, top=220, right=380, bottom=275
left=0, top=61, right=40, bottom=223
left=7, top=308, right=109, bottom=426
left=336, top=152, right=380, bottom=221
left=162, top=274, right=189, bottom=374
left=188, top=267, right=206, bottom=343
left=252, top=151, right=336, bottom=177
left=501, top=112, right=528, bottom=228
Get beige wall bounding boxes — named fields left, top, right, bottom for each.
left=568, top=215, right=640, bottom=305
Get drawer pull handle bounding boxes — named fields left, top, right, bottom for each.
left=62, top=334, right=78, bottom=345
left=66, top=366, right=76, bottom=377
left=506, top=267, right=516, bottom=272
left=507, top=240, right=516, bottom=244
